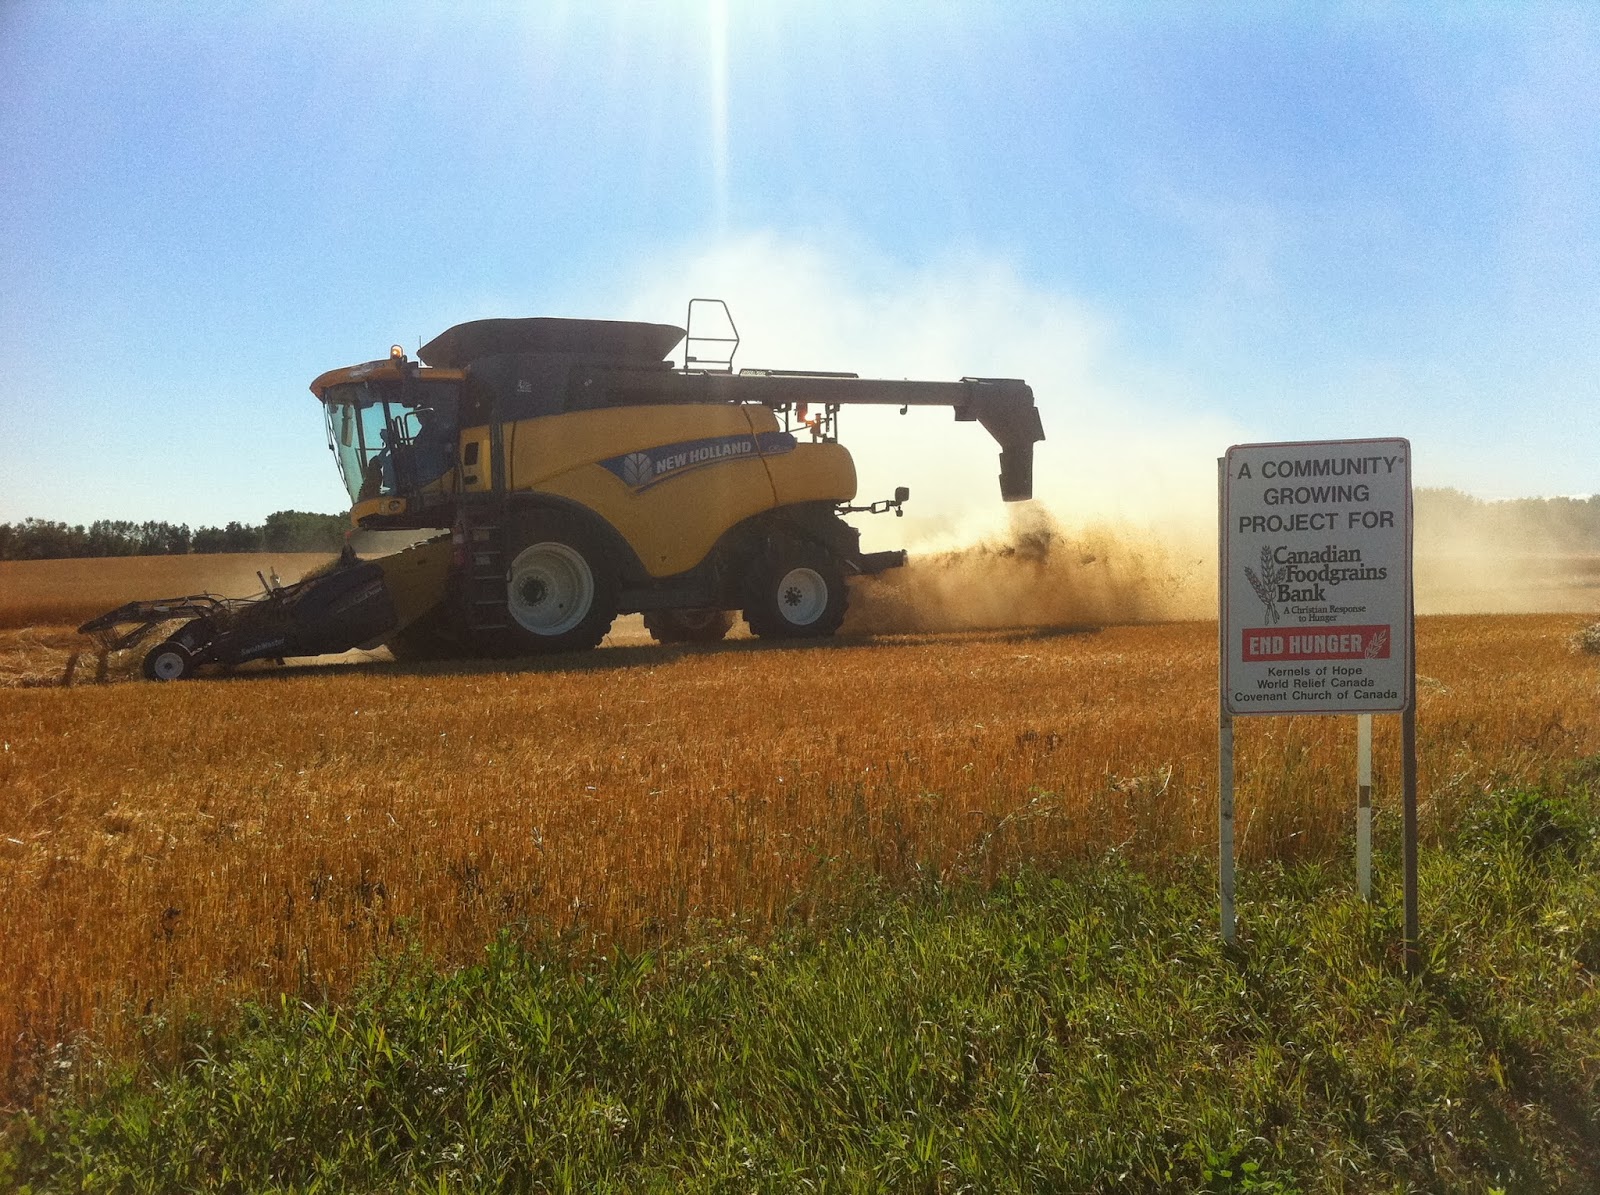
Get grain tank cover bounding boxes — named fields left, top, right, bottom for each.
left=417, top=318, right=686, bottom=369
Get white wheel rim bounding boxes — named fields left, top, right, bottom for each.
left=776, top=567, right=828, bottom=625
left=508, top=542, right=595, bottom=636
left=150, top=650, right=187, bottom=680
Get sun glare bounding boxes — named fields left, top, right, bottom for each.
left=708, top=0, right=730, bottom=231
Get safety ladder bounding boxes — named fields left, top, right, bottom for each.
left=459, top=508, right=511, bottom=634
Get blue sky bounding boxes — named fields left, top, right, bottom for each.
left=2, top=2, right=1596, bottom=535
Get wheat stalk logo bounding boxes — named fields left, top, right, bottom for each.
left=1243, top=546, right=1283, bottom=624
left=1364, top=627, right=1389, bottom=658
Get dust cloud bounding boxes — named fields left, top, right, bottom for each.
left=843, top=499, right=1600, bottom=635
left=843, top=504, right=1213, bottom=633
left=189, top=557, right=328, bottom=595
left=1414, top=529, right=1600, bottom=614
left=1408, top=490, right=1600, bottom=613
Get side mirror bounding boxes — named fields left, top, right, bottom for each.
left=894, top=486, right=910, bottom=503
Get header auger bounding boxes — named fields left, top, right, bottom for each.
left=84, top=302, right=1046, bottom=678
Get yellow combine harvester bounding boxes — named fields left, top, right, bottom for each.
left=82, top=303, right=1045, bottom=678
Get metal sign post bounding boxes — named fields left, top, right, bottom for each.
left=1217, top=458, right=1236, bottom=944
left=1356, top=713, right=1373, bottom=900
left=1403, top=649, right=1420, bottom=975
left=1219, top=709, right=1236, bottom=944
left=1218, top=438, right=1416, bottom=960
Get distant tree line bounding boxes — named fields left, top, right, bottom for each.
left=2, top=492, right=1595, bottom=561
left=1414, top=488, right=1600, bottom=552
left=0, top=511, right=347, bottom=561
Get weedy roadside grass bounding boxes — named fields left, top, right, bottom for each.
left=5, top=767, right=1598, bottom=1192
left=1575, top=622, right=1600, bottom=655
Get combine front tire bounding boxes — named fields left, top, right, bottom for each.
left=504, top=519, right=617, bottom=653
left=643, top=608, right=735, bottom=644
left=143, top=641, right=195, bottom=681
left=744, top=550, right=848, bottom=640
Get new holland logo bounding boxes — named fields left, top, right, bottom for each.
left=601, top=432, right=797, bottom=492
left=621, top=452, right=655, bottom=487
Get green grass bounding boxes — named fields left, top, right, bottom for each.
left=6, top=766, right=1600, bottom=1193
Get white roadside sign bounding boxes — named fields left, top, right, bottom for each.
left=1221, top=438, right=1412, bottom=716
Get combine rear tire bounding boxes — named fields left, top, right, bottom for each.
left=643, top=608, right=735, bottom=644
left=143, top=641, right=195, bottom=681
left=744, top=550, right=848, bottom=639
left=503, top=518, right=617, bottom=654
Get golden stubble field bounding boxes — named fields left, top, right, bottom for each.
left=1, top=553, right=1598, bottom=1107
left=0, top=553, right=1593, bottom=1113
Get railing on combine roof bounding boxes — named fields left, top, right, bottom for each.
left=683, top=298, right=740, bottom=372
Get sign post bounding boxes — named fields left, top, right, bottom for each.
left=1219, top=438, right=1416, bottom=964
left=1356, top=713, right=1373, bottom=900
left=1403, top=692, right=1419, bottom=973
left=1216, top=457, right=1237, bottom=944
left=1219, top=709, right=1236, bottom=944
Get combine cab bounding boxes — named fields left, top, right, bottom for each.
left=84, top=302, right=1046, bottom=678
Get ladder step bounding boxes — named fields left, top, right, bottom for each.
left=461, top=506, right=511, bottom=632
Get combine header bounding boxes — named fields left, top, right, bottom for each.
left=84, top=302, right=1046, bottom=678
left=79, top=543, right=449, bottom=680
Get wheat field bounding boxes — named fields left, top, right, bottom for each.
left=1, top=591, right=1597, bottom=1106
left=0, top=554, right=337, bottom=632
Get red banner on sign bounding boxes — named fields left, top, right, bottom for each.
left=1241, top=625, right=1392, bottom=662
